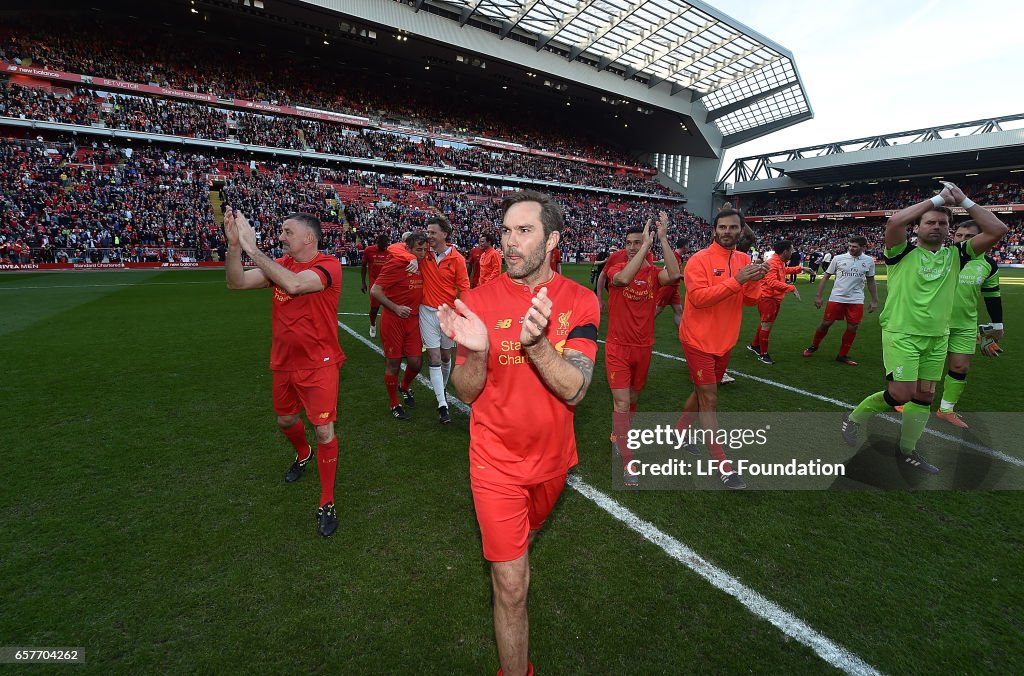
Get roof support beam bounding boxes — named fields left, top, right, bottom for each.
left=647, top=33, right=735, bottom=89
left=676, top=43, right=769, bottom=91
left=535, top=0, right=601, bottom=50
left=704, top=79, right=792, bottom=121
left=459, top=0, right=487, bottom=27
left=601, top=7, right=708, bottom=72
left=553, top=0, right=642, bottom=56
left=499, top=0, right=543, bottom=38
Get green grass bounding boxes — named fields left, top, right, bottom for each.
left=1, top=265, right=1021, bottom=673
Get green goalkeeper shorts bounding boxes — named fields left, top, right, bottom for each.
left=882, top=330, right=949, bottom=382
left=947, top=327, right=977, bottom=355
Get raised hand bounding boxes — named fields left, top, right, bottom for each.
left=521, top=286, right=552, bottom=347
left=940, top=181, right=968, bottom=205
left=438, top=299, right=489, bottom=353
left=234, top=210, right=258, bottom=254
left=642, top=219, right=654, bottom=249
left=937, top=186, right=956, bottom=206
left=223, top=205, right=239, bottom=247
left=657, top=210, right=669, bottom=241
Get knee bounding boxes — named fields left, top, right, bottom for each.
left=492, top=570, right=528, bottom=608
left=697, top=392, right=718, bottom=410
left=277, top=414, right=300, bottom=428
left=314, top=424, right=335, bottom=444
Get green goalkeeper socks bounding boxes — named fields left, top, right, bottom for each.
left=939, top=372, right=967, bottom=412
left=899, top=401, right=931, bottom=453
left=849, top=391, right=892, bottom=424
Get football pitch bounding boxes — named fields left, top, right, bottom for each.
left=1, top=265, right=1022, bottom=673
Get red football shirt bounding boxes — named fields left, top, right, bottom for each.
left=373, top=256, right=424, bottom=313
left=605, top=261, right=664, bottom=347
left=362, top=245, right=390, bottom=284
left=270, top=252, right=345, bottom=371
left=457, top=273, right=600, bottom=484
left=549, top=247, right=561, bottom=271
left=605, top=248, right=654, bottom=269
left=477, top=248, right=502, bottom=286
left=468, top=246, right=483, bottom=286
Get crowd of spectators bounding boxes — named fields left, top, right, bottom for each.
left=1, top=16, right=644, bottom=165
left=0, top=137, right=219, bottom=264
left=3, top=133, right=1019, bottom=268
left=741, top=177, right=1024, bottom=216
left=2, top=82, right=669, bottom=194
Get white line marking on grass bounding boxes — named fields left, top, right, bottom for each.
left=624, top=342, right=1024, bottom=469
left=338, top=319, right=882, bottom=676
left=337, top=312, right=365, bottom=316
left=568, top=476, right=882, bottom=676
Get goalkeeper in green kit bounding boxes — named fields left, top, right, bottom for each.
left=929, top=220, right=1004, bottom=428
left=841, top=182, right=1008, bottom=474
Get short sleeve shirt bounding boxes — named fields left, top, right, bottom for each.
left=879, top=240, right=982, bottom=336
left=826, top=253, right=876, bottom=304
left=457, top=273, right=599, bottom=484
left=270, top=252, right=345, bottom=371
left=605, top=262, right=663, bottom=347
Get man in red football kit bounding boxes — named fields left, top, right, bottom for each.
left=747, top=239, right=810, bottom=365
left=224, top=208, right=345, bottom=537
left=467, top=240, right=483, bottom=288
left=655, top=237, right=688, bottom=327
left=677, top=209, right=767, bottom=489
left=605, top=213, right=680, bottom=485
left=371, top=233, right=429, bottom=420
left=388, top=212, right=470, bottom=424
left=549, top=245, right=562, bottom=274
left=360, top=234, right=390, bottom=338
left=477, top=232, right=503, bottom=286
left=439, top=190, right=598, bottom=676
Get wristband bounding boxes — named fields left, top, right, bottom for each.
left=988, top=323, right=1004, bottom=331
left=929, top=195, right=945, bottom=208
left=960, top=197, right=976, bottom=209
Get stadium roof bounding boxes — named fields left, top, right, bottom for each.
left=719, top=113, right=1024, bottom=193
left=414, top=0, right=812, bottom=144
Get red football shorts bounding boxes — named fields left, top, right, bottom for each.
left=656, top=284, right=681, bottom=308
left=604, top=341, right=653, bottom=391
left=471, top=473, right=567, bottom=562
left=680, top=342, right=731, bottom=385
left=757, top=297, right=782, bottom=323
left=824, top=301, right=864, bottom=324
left=380, top=310, right=422, bottom=359
left=272, top=365, right=339, bottom=424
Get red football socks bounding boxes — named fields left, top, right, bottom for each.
left=281, top=421, right=310, bottom=461
left=385, top=374, right=399, bottom=407
left=317, top=437, right=338, bottom=507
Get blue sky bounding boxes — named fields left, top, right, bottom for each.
left=711, top=0, right=1024, bottom=169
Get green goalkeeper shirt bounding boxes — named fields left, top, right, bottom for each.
left=880, top=239, right=982, bottom=336
left=949, top=255, right=1000, bottom=330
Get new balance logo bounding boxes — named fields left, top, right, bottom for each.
left=494, top=318, right=513, bottom=329
left=318, top=412, right=331, bottom=420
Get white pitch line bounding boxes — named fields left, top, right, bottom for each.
left=337, top=319, right=881, bottom=676
left=568, top=476, right=881, bottom=676
left=631, top=342, right=1024, bottom=469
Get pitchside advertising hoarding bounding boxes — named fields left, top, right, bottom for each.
left=0, top=262, right=225, bottom=271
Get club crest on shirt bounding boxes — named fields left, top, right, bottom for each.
left=558, top=310, right=572, bottom=332
left=712, top=268, right=724, bottom=276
